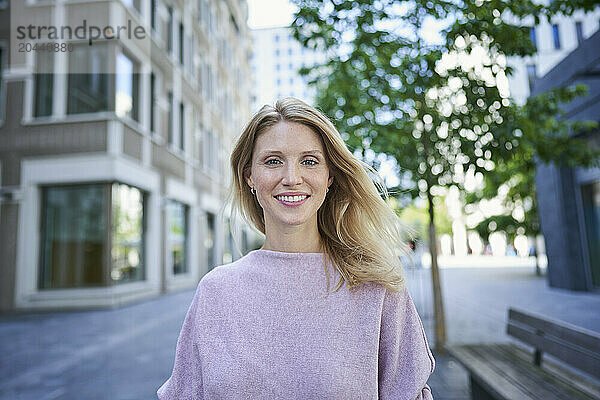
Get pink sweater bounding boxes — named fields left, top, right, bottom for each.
left=157, top=249, right=435, bottom=399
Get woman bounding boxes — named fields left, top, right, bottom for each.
left=157, top=97, right=435, bottom=399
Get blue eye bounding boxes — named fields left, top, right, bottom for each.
left=265, top=158, right=318, bottom=166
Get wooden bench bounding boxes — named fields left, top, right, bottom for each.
left=446, top=308, right=600, bottom=400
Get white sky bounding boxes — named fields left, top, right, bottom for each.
left=247, top=0, right=296, bottom=29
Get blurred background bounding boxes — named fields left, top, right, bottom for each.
left=0, top=0, right=599, bottom=398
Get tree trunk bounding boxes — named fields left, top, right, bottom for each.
left=427, top=187, right=446, bottom=354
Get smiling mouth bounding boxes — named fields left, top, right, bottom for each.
left=274, top=195, right=310, bottom=205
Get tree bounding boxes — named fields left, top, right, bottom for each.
left=399, top=197, right=453, bottom=245
left=290, top=0, right=600, bottom=352
left=465, top=85, right=599, bottom=274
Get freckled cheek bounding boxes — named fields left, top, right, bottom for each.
left=253, top=170, right=280, bottom=192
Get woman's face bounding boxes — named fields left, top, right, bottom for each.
left=246, top=121, right=333, bottom=232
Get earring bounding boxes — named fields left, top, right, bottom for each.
left=326, top=187, right=329, bottom=193
left=250, top=188, right=256, bottom=195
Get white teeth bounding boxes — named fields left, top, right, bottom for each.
left=276, top=195, right=309, bottom=202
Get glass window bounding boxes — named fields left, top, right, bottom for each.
left=34, top=51, right=54, bottom=117
left=223, top=218, right=233, bottom=264
left=39, top=184, right=109, bottom=289
left=0, top=47, right=3, bottom=121
left=576, top=21, right=584, bottom=44
left=179, top=23, right=184, bottom=65
left=205, top=212, right=216, bottom=270
left=275, top=49, right=280, bottom=56
left=122, top=0, right=140, bottom=13
left=552, top=24, right=561, bottom=49
left=288, top=48, right=292, bottom=55
left=530, top=26, right=537, bottom=50
left=581, top=181, right=600, bottom=287
left=526, top=64, right=536, bottom=91
left=242, top=230, right=248, bottom=254
left=151, top=0, right=157, bottom=30
left=39, top=183, right=145, bottom=288
left=179, top=102, right=185, bottom=150
left=276, top=64, right=280, bottom=71
left=150, top=72, right=156, bottom=132
left=115, top=52, right=139, bottom=121
left=168, top=91, right=173, bottom=145
left=111, top=183, right=145, bottom=283
left=167, top=7, right=173, bottom=53
left=67, top=44, right=110, bottom=115
left=274, top=35, right=279, bottom=42
left=168, top=200, right=188, bottom=275
left=289, top=62, right=293, bottom=70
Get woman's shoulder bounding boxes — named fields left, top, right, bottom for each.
left=200, top=257, right=247, bottom=284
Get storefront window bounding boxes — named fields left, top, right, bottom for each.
left=39, top=182, right=145, bottom=289
left=39, top=184, right=109, bottom=289
left=111, top=183, right=145, bottom=283
left=581, top=180, right=600, bottom=287
left=167, top=200, right=188, bottom=274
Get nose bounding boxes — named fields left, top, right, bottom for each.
left=282, top=162, right=302, bottom=186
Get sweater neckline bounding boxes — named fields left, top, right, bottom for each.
left=249, top=249, right=326, bottom=258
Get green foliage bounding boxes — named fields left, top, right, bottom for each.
left=466, top=84, right=599, bottom=242
left=290, top=0, right=600, bottom=242
left=399, top=199, right=453, bottom=242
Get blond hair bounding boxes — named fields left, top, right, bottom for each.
left=226, top=97, right=413, bottom=293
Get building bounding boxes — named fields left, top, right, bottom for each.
left=250, top=26, right=325, bottom=111
left=507, top=8, right=600, bottom=104
left=532, top=30, right=600, bottom=292
left=0, top=0, right=255, bottom=312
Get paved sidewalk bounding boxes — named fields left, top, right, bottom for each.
left=406, top=266, right=600, bottom=400
left=0, top=264, right=598, bottom=399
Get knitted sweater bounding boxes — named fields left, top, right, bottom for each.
left=157, top=249, right=435, bottom=399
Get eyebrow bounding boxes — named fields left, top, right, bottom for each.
left=258, top=150, right=323, bottom=157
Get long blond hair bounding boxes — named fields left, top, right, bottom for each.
left=227, top=97, right=413, bottom=293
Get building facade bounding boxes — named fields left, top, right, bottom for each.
left=507, top=8, right=600, bottom=104
left=0, top=0, right=255, bottom=312
left=250, top=26, right=325, bottom=111
left=532, top=30, right=600, bottom=292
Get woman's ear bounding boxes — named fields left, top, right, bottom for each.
left=244, top=168, right=253, bottom=188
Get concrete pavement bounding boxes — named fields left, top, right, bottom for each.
left=1, top=260, right=598, bottom=399
left=407, top=265, right=600, bottom=399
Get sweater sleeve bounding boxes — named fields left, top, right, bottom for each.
left=378, top=286, right=435, bottom=400
left=157, top=281, right=206, bottom=399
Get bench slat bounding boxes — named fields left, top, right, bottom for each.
left=446, top=344, right=539, bottom=400
left=447, top=344, right=599, bottom=400
left=487, top=344, right=597, bottom=400
left=508, top=308, right=600, bottom=350
left=500, top=343, right=600, bottom=400
left=507, top=321, right=600, bottom=378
